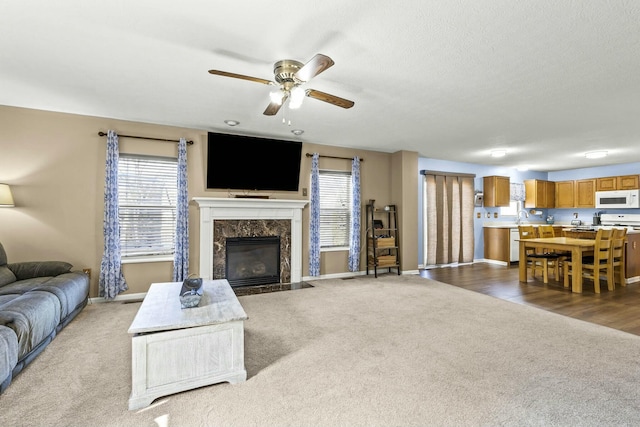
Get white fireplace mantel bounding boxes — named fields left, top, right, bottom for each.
left=193, top=197, right=308, bottom=283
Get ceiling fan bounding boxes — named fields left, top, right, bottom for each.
left=208, top=54, right=354, bottom=116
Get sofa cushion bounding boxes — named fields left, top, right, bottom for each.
left=0, top=277, right=51, bottom=296
left=0, top=266, right=16, bottom=287
left=0, top=325, right=18, bottom=389
left=33, top=272, right=89, bottom=320
left=0, top=242, right=7, bottom=266
left=7, top=261, right=72, bottom=281
left=0, top=294, right=20, bottom=308
left=0, top=291, right=61, bottom=359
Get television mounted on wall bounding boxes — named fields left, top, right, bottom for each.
left=206, top=132, right=303, bottom=192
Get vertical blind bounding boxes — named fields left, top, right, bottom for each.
left=118, top=154, right=178, bottom=257
left=319, top=170, right=352, bottom=248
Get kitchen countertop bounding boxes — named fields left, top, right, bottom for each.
left=483, top=222, right=569, bottom=229
left=483, top=222, right=640, bottom=233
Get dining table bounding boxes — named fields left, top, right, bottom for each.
left=518, top=237, right=596, bottom=293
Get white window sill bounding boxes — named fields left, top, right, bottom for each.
left=321, top=246, right=350, bottom=252
left=121, top=255, right=174, bottom=264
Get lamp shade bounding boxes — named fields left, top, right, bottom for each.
left=0, top=184, right=15, bottom=207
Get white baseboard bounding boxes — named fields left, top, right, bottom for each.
left=89, top=292, right=147, bottom=304
left=303, top=268, right=418, bottom=282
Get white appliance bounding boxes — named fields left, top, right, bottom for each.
left=600, top=213, right=640, bottom=229
left=595, top=189, right=640, bottom=209
left=509, top=228, right=520, bottom=262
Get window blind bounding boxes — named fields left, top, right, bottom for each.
left=319, top=170, right=352, bottom=248
left=118, top=154, right=178, bottom=257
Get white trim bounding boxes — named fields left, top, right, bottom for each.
left=479, top=258, right=509, bottom=266
left=121, top=255, right=174, bottom=264
left=320, top=246, right=349, bottom=252
left=89, top=292, right=147, bottom=304
left=303, top=271, right=366, bottom=281
left=303, top=269, right=418, bottom=282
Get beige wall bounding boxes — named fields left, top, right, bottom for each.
left=0, top=106, right=418, bottom=297
left=391, top=151, right=419, bottom=272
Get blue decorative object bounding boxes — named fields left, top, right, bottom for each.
left=179, top=277, right=203, bottom=309
left=309, top=153, right=321, bottom=276
left=348, top=156, right=361, bottom=272
left=173, top=138, right=189, bottom=282
left=98, top=130, right=128, bottom=300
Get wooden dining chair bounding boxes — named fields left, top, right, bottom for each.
left=564, top=228, right=614, bottom=293
left=535, top=224, right=566, bottom=280
left=611, top=228, right=628, bottom=288
left=518, top=225, right=561, bottom=283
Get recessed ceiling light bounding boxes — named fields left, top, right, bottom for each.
left=291, top=129, right=304, bottom=136
left=585, top=150, right=607, bottom=159
left=224, top=120, right=239, bottom=126
left=490, top=149, right=507, bottom=158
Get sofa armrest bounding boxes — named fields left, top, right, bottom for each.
left=6, top=261, right=72, bottom=281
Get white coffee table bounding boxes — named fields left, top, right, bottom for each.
left=128, top=279, right=247, bottom=410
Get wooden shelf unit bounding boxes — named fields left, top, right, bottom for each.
left=365, top=202, right=401, bottom=277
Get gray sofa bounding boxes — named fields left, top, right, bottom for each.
left=0, top=242, right=89, bottom=393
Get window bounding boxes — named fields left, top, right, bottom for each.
left=118, top=154, right=178, bottom=258
left=318, top=170, right=352, bottom=249
left=500, top=201, right=519, bottom=216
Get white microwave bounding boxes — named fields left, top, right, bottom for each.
left=595, top=189, right=640, bottom=209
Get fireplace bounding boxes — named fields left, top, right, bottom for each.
left=226, top=236, right=280, bottom=287
left=193, top=198, right=308, bottom=283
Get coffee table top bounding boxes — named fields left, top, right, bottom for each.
left=128, top=279, right=248, bottom=335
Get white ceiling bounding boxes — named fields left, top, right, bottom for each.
left=2, top=1, right=640, bottom=172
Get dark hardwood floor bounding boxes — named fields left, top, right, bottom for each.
left=420, top=262, right=640, bottom=336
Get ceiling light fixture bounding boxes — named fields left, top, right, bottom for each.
left=224, top=120, right=239, bottom=126
left=585, top=150, right=607, bottom=159
left=288, top=86, right=305, bottom=109
left=269, top=90, right=283, bottom=105
left=291, top=129, right=304, bottom=136
left=490, top=149, right=507, bottom=158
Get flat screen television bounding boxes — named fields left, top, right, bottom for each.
left=207, top=132, right=303, bottom=191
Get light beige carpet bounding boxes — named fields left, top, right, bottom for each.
left=2, top=274, right=640, bottom=426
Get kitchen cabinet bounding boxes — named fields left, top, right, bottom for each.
left=575, top=179, right=596, bottom=208
left=484, top=227, right=510, bottom=263
left=524, top=179, right=555, bottom=208
left=555, top=181, right=575, bottom=208
left=626, top=233, right=640, bottom=279
left=485, top=225, right=565, bottom=264
left=596, top=175, right=639, bottom=191
left=483, top=176, right=510, bottom=207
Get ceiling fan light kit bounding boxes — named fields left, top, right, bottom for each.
left=208, top=53, right=354, bottom=117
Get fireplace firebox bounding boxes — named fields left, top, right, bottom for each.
left=225, top=236, right=281, bottom=287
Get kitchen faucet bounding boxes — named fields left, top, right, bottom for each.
left=516, top=209, right=529, bottom=225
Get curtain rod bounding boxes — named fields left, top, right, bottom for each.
left=305, top=153, right=364, bottom=161
left=98, top=131, right=194, bottom=145
left=420, top=170, right=476, bottom=178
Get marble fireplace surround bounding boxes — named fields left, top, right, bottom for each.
left=193, top=198, right=308, bottom=284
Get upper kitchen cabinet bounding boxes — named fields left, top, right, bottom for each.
left=596, top=175, right=639, bottom=191
left=483, top=176, right=510, bottom=207
left=524, top=179, right=555, bottom=208
left=575, top=179, right=596, bottom=208
left=555, top=181, right=575, bottom=208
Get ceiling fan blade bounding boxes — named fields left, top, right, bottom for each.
left=294, top=54, right=335, bottom=82
left=306, top=89, right=354, bottom=109
left=263, top=93, right=289, bottom=116
left=208, top=69, right=275, bottom=85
